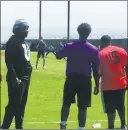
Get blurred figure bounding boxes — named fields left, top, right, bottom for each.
left=36, top=37, right=47, bottom=69
left=55, top=23, right=100, bottom=129
left=1, top=19, right=32, bottom=129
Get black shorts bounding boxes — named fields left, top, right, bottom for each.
left=37, top=51, right=45, bottom=58
left=101, top=89, right=126, bottom=113
left=63, top=73, right=92, bottom=108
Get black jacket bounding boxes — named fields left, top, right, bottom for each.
left=5, top=35, right=32, bottom=81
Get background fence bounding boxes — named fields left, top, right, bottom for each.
left=1, top=38, right=127, bottom=52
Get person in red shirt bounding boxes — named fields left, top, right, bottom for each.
left=94, top=35, right=128, bottom=129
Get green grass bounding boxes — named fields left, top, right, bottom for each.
left=1, top=51, right=127, bottom=129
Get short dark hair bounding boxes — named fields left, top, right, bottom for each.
left=77, top=23, right=91, bottom=39
left=101, top=35, right=111, bottom=44
left=100, top=35, right=111, bottom=49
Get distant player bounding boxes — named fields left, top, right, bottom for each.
left=95, top=35, right=128, bottom=129
left=55, top=23, right=100, bottom=129
left=45, top=45, right=56, bottom=58
left=36, top=37, right=47, bottom=69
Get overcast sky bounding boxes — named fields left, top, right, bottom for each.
left=1, top=1, right=127, bottom=41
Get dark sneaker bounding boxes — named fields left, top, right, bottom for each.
left=60, top=124, right=66, bottom=129
left=108, top=125, right=114, bottom=129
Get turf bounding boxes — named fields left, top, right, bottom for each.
left=0, top=51, right=127, bottom=129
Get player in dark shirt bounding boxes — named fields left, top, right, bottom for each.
left=1, top=19, right=32, bottom=129
left=55, top=23, right=100, bottom=129
left=36, top=37, right=46, bottom=69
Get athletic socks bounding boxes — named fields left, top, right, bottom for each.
left=78, top=108, right=87, bottom=128
left=60, top=121, right=66, bottom=126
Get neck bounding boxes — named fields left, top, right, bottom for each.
left=101, top=45, right=110, bottom=50
left=79, top=36, right=87, bottom=41
left=15, top=34, right=25, bottom=40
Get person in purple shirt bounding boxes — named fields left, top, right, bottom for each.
left=55, top=23, right=100, bottom=129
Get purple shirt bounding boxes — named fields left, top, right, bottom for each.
left=56, top=40, right=100, bottom=77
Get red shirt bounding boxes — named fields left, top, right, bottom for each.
left=99, top=45, right=127, bottom=91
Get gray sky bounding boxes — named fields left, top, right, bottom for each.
left=1, top=1, right=127, bottom=41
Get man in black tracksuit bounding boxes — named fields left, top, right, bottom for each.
left=1, top=19, right=32, bottom=129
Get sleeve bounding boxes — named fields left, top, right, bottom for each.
left=91, top=50, right=100, bottom=86
left=56, top=44, right=68, bottom=59
left=5, top=44, right=17, bottom=79
left=99, top=52, right=103, bottom=76
left=91, top=49, right=100, bottom=69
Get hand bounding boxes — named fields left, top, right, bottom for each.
left=16, top=77, right=21, bottom=84
left=93, top=86, right=99, bottom=95
left=11, top=77, right=21, bottom=88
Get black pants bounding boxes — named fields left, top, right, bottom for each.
left=1, top=79, right=30, bottom=129
left=37, top=51, right=45, bottom=58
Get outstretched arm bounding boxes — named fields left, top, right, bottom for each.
left=55, top=44, right=68, bottom=60
left=92, top=50, right=100, bottom=88
left=92, top=50, right=100, bottom=95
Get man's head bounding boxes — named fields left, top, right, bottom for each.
left=100, top=35, right=111, bottom=50
left=13, top=19, right=29, bottom=39
left=77, top=23, right=91, bottom=40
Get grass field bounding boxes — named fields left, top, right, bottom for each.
left=0, top=51, right=127, bottom=129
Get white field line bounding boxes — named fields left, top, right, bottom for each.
left=11, top=120, right=120, bottom=125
